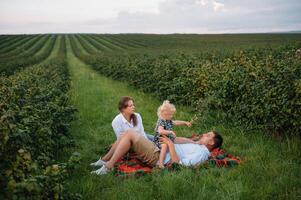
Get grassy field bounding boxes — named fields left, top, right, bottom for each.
left=1, top=34, right=300, bottom=199
left=64, top=36, right=300, bottom=200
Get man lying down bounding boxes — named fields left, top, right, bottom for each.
left=91, top=130, right=223, bottom=175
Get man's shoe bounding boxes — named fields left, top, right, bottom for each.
left=91, top=165, right=110, bottom=175
left=90, top=158, right=106, bottom=167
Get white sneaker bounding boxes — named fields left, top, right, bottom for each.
left=91, top=165, right=110, bottom=175
left=90, top=158, right=106, bottom=167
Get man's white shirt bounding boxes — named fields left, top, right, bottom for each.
left=164, top=143, right=210, bottom=166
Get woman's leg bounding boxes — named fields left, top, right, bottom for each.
left=159, top=143, right=168, bottom=168
left=101, top=137, right=122, bottom=161
left=100, top=132, right=132, bottom=161
left=105, top=131, right=140, bottom=169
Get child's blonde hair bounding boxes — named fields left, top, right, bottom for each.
left=157, top=100, right=176, bottom=118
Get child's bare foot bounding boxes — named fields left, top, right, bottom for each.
left=158, top=164, right=165, bottom=169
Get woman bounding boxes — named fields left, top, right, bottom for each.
left=90, top=96, right=153, bottom=167
left=112, top=96, right=147, bottom=139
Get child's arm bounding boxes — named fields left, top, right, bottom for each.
left=158, top=126, right=176, bottom=137
left=174, top=137, right=197, bottom=144
left=173, top=120, right=192, bottom=127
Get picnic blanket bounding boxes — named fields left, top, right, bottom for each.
left=112, top=134, right=241, bottom=177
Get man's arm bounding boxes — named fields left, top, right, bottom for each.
left=160, top=136, right=179, bottom=163
left=174, top=137, right=196, bottom=144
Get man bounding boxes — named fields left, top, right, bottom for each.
left=91, top=129, right=223, bottom=175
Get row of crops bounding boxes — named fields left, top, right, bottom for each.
left=69, top=34, right=301, bottom=137
left=0, top=36, right=80, bottom=199
left=0, top=35, right=57, bottom=76
left=0, top=34, right=142, bottom=77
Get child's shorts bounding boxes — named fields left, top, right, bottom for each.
left=153, top=134, right=176, bottom=149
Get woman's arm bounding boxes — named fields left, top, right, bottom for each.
left=173, top=120, right=192, bottom=127
left=112, top=120, right=125, bottom=138
left=136, top=113, right=147, bottom=138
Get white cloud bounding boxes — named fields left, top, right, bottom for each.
left=212, top=1, right=225, bottom=12
left=0, top=0, right=300, bottom=33
left=0, top=0, right=164, bottom=22
left=195, top=0, right=225, bottom=12
left=195, top=0, right=209, bottom=6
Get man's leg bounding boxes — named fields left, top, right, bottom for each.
left=105, top=131, right=140, bottom=169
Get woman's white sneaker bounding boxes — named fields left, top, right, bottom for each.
left=91, top=165, right=110, bottom=175
left=90, top=158, right=106, bottom=167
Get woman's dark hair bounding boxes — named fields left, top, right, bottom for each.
left=211, top=131, right=223, bottom=149
left=118, top=96, right=137, bottom=126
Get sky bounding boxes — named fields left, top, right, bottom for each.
left=0, top=0, right=301, bottom=34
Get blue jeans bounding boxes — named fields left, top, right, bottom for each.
left=146, top=133, right=154, bottom=142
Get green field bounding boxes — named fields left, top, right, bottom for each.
left=0, top=34, right=300, bottom=200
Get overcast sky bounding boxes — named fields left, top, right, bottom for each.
left=1, top=0, right=301, bottom=34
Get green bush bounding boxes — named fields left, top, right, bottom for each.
left=206, top=47, right=301, bottom=135
left=0, top=57, right=80, bottom=199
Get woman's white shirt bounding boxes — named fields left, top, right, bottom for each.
left=111, top=113, right=147, bottom=139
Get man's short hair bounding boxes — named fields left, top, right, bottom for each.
left=212, top=131, right=223, bottom=149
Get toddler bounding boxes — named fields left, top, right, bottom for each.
left=153, top=100, right=196, bottom=168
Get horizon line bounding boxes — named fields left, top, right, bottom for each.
left=1, top=30, right=301, bottom=35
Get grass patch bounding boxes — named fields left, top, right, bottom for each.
left=65, top=37, right=300, bottom=200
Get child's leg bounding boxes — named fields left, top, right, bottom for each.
left=159, top=143, right=168, bottom=168
left=174, top=137, right=196, bottom=144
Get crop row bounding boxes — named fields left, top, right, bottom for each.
left=0, top=35, right=26, bottom=50
left=0, top=35, right=36, bottom=56
left=0, top=35, right=56, bottom=76
left=0, top=36, right=80, bottom=199
left=70, top=34, right=147, bottom=54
